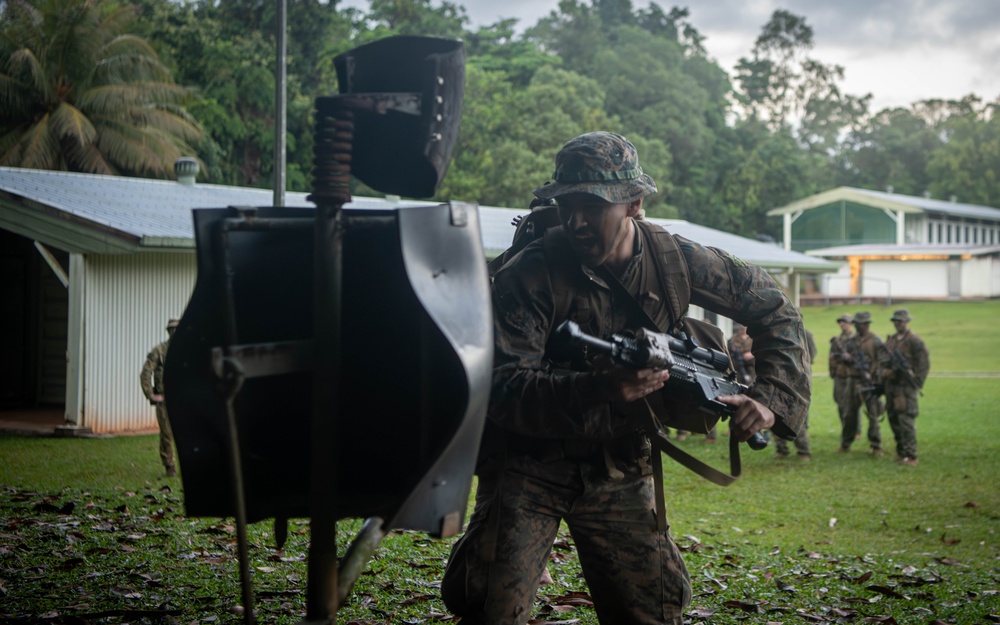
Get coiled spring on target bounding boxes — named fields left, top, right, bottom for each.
left=309, top=97, right=354, bottom=206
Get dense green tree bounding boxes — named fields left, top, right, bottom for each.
left=838, top=106, right=940, bottom=195
left=0, top=0, right=201, bottom=177
left=926, top=96, right=1000, bottom=207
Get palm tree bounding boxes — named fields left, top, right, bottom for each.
left=0, top=0, right=202, bottom=178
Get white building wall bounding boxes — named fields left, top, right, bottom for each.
left=961, top=256, right=1000, bottom=298
left=863, top=260, right=949, bottom=299
left=83, top=252, right=196, bottom=433
left=820, top=263, right=852, bottom=297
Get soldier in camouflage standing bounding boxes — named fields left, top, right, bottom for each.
left=838, top=311, right=885, bottom=456
left=829, top=314, right=861, bottom=440
left=879, top=309, right=930, bottom=466
left=140, top=319, right=178, bottom=477
left=441, top=131, right=811, bottom=625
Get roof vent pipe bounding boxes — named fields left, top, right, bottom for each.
left=175, top=157, right=200, bottom=186
left=886, top=185, right=894, bottom=194
left=922, top=190, right=931, bottom=198
left=949, top=194, right=957, bottom=203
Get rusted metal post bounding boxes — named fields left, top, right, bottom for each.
left=303, top=97, right=355, bottom=623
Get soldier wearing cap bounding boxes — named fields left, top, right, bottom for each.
left=140, top=319, right=179, bottom=477
left=838, top=311, right=885, bottom=455
left=441, top=131, right=811, bottom=625
left=879, top=309, right=930, bottom=466
left=829, top=313, right=861, bottom=440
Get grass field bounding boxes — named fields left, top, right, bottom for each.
left=1, top=301, right=998, bottom=624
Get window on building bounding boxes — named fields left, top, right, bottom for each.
left=946, top=224, right=952, bottom=243
left=965, top=226, right=970, bottom=243
left=937, top=223, right=943, bottom=243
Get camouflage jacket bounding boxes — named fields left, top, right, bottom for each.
left=853, top=332, right=883, bottom=382
left=489, top=218, right=811, bottom=444
left=828, top=330, right=855, bottom=378
left=881, top=330, right=930, bottom=389
left=140, top=340, right=170, bottom=404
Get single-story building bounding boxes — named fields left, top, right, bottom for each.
left=2, top=165, right=835, bottom=434
left=767, top=186, right=1000, bottom=300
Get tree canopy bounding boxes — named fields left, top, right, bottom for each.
left=0, top=0, right=202, bottom=177
left=2, top=0, right=997, bottom=238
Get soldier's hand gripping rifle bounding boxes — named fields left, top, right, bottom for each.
left=555, top=320, right=769, bottom=450
left=880, top=344, right=924, bottom=396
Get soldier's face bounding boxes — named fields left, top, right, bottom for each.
left=557, top=193, right=640, bottom=267
left=893, top=319, right=908, bottom=332
left=838, top=320, right=851, bottom=331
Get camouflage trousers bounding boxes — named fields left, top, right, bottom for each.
left=885, top=385, right=919, bottom=459
left=835, top=377, right=882, bottom=450
left=774, top=415, right=810, bottom=456
left=441, top=450, right=691, bottom=625
left=155, top=403, right=175, bottom=471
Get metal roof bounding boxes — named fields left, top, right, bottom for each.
left=766, top=186, right=1000, bottom=222
left=0, top=166, right=835, bottom=272
left=806, top=243, right=1000, bottom=258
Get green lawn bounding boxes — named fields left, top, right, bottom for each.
left=1, top=300, right=998, bottom=624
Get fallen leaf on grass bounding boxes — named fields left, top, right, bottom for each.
left=939, top=532, right=961, bottom=546
left=866, top=584, right=908, bottom=599
left=549, top=591, right=594, bottom=607
left=963, top=501, right=979, bottom=508
left=722, top=599, right=762, bottom=613
left=933, top=557, right=965, bottom=566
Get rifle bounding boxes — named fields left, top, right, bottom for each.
left=554, top=320, right=769, bottom=450
left=834, top=337, right=883, bottom=401
left=880, top=343, right=924, bottom=396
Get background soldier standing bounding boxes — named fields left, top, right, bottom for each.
left=841, top=311, right=885, bottom=456
left=880, top=309, right=930, bottom=466
left=140, top=318, right=178, bottom=477
left=441, top=132, right=810, bottom=625
left=829, top=314, right=860, bottom=440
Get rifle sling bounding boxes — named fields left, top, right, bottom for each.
left=643, top=398, right=740, bottom=489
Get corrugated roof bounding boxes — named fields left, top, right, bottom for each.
left=0, top=166, right=835, bottom=272
left=767, top=185, right=1000, bottom=221
left=806, top=243, right=1000, bottom=258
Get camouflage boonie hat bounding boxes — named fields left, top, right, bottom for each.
left=853, top=311, right=872, bottom=324
left=836, top=314, right=853, bottom=324
left=532, top=132, right=657, bottom=204
left=890, top=309, right=912, bottom=322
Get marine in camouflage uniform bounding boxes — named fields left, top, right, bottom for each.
left=838, top=312, right=885, bottom=454
left=879, top=309, right=930, bottom=466
left=829, top=314, right=861, bottom=440
left=140, top=319, right=178, bottom=477
left=441, top=132, right=811, bottom=625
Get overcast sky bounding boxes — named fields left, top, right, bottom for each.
left=341, top=0, right=1000, bottom=113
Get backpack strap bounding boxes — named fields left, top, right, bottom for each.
left=634, top=220, right=690, bottom=332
